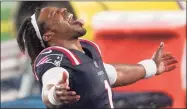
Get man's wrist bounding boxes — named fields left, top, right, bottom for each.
left=138, top=59, right=157, bottom=78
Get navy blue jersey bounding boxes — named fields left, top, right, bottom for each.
left=33, top=39, right=114, bottom=109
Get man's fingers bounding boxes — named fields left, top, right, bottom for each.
left=164, top=65, right=177, bottom=72
left=62, top=71, right=68, bottom=84
left=62, top=91, right=77, bottom=96
left=61, top=97, right=80, bottom=104
left=68, top=95, right=80, bottom=101
left=59, top=95, right=80, bottom=102
left=153, top=42, right=164, bottom=60
left=67, top=95, right=80, bottom=104
left=164, top=59, right=178, bottom=65
left=56, top=90, right=77, bottom=96
left=160, top=42, right=164, bottom=49
left=55, top=84, right=70, bottom=91
left=157, top=42, right=164, bottom=54
left=162, top=52, right=173, bottom=58
left=55, top=90, right=80, bottom=102
left=55, top=90, right=65, bottom=97
left=162, top=55, right=176, bottom=61
left=58, top=72, right=68, bottom=84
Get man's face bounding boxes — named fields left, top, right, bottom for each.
left=38, top=7, right=86, bottom=40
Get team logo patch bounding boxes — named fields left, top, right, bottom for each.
left=36, top=54, right=63, bottom=67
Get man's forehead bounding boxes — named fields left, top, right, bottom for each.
left=41, top=7, right=59, bottom=13
left=38, top=7, right=59, bottom=21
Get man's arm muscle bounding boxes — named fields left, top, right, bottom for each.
left=111, top=64, right=146, bottom=87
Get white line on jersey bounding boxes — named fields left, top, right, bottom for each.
left=41, top=49, right=52, bottom=54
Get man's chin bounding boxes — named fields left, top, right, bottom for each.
left=72, top=29, right=87, bottom=39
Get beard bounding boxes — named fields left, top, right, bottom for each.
left=71, top=27, right=87, bottom=39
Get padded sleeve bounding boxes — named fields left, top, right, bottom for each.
left=42, top=67, right=69, bottom=86
left=103, top=63, right=117, bottom=85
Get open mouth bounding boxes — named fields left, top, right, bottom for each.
left=68, top=14, right=84, bottom=27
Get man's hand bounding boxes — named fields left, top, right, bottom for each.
left=152, top=42, right=178, bottom=75
left=54, top=72, right=80, bottom=104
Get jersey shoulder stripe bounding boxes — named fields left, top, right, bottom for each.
left=79, top=39, right=102, bottom=56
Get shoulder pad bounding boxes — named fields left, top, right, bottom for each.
left=33, top=46, right=81, bottom=80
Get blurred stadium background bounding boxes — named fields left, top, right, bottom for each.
left=1, top=1, right=186, bottom=108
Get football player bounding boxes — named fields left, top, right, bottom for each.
left=17, top=7, right=178, bottom=109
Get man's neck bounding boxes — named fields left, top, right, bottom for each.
left=49, top=39, right=84, bottom=53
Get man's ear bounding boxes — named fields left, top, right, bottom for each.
left=43, top=31, right=54, bottom=42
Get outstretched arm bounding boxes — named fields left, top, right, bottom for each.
left=111, top=64, right=146, bottom=87
left=109, top=42, right=178, bottom=87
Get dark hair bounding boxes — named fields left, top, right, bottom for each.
left=17, top=8, right=48, bottom=65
